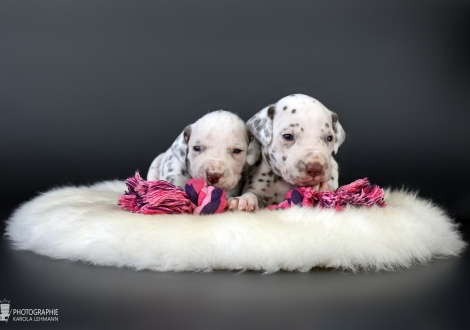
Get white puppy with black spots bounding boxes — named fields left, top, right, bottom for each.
left=147, top=110, right=259, bottom=198
left=229, top=94, right=346, bottom=211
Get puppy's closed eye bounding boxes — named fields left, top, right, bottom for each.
left=232, top=148, right=242, bottom=154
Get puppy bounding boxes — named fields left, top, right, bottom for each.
left=147, top=110, right=259, bottom=198
left=228, top=94, right=346, bottom=211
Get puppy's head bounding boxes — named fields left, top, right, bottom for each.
left=247, top=94, right=345, bottom=186
left=171, top=110, right=259, bottom=190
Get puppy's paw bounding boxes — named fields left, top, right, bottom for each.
left=227, top=193, right=258, bottom=212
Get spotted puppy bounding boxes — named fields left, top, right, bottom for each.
left=229, top=94, right=346, bottom=211
left=147, top=110, right=259, bottom=198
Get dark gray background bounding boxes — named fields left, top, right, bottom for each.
left=1, top=0, right=469, bottom=329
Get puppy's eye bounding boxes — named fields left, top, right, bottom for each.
left=326, top=135, right=334, bottom=142
left=232, top=149, right=242, bottom=154
left=193, top=146, right=201, bottom=152
left=283, top=134, right=294, bottom=141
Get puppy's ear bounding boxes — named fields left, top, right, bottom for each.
left=246, top=105, right=276, bottom=146
left=246, top=132, right=261, bottom=165
left=170, top=124, right=192, bottom=164
left=331, top=112, right=346, bottom=154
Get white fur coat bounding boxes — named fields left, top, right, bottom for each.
left=5, top=180, right=466, bottom=272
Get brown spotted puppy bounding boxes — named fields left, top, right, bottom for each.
left=228, top=94, right=346, bottom=211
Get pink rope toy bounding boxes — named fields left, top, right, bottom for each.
left=118, top=173, right=385, bottom=215
left=118, top=173, right=227, bottom=215
left=268, top=178, right=386, bottom=211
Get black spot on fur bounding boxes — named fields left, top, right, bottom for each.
left=282, top=156, right=286, bottom=161
left=325, top=123, right=330, bottom=128
left=258, top=179, right=264, bottom=182
left=165, top=176, right=171, bottom=181
left=181, top=169, right=188, bottom=176
left=257, top=196, right=267, bottom=207
left=292, top=109, right=296, bottom=114
left=331, top=177, right=334, bottom=180
left=180, top=149, right=185, bottom=157
left=331, top=113, right=339, bottom=134
left=301, top=127, right=304, bottom=132
left=264, top=153, right=271, bottom=166
left=262, top=173, right=266, bottom=176
left=283, top=106, right=287, bottom=111
left=183, top=125, right=192, bottom=144
left=254, top=159, right=262, bottom=167
left=263, top=127, right=272, bottom=139
left=168, top=168, right=173, bottom=172
left=267, top=106, right=276, bottom=120
left=261, top=188, right=266, bottom=191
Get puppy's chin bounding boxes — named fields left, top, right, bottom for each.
left=285, top=174, right=329, bottom=187
left=210, top=181, right=237, bottom=191
left=202, top=175, right=240, bottom=191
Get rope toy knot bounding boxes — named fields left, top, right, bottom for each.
left=118, top=173, right=227, bottom=215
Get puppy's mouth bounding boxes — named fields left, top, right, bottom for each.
left=202, top=176, right=239, bottom=191
left=287, top=174, right=328, bottom=187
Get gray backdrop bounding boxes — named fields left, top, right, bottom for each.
left=1, top=0, right=469, bottom=217
left=1, top=1, right=469, bottom=329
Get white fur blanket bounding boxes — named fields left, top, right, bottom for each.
left=5, top=180, right=466, bottom=272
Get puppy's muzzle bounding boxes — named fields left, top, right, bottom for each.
left=206, top=171, right=223, bottom=184
left=306, top=162, right=323, bottom=177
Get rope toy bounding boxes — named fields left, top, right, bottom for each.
left=268, top=178, right=386, bottom=211
left=119, top=173, right=384, bottom=214
left=118, top=173, right=227, bottom=215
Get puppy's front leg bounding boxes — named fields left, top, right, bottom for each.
left=228, top=159, right=286, bottom=212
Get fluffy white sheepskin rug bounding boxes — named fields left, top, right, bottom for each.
left=5, top=180, right=466, bottom=273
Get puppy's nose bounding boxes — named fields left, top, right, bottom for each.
left=206, top=172, right=222, bottom=184
left=306, top=162, right=323, bottom=177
